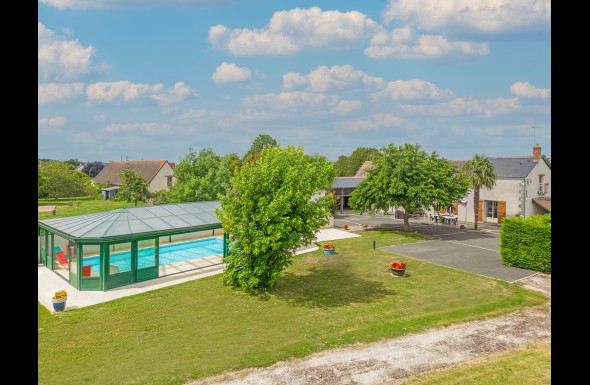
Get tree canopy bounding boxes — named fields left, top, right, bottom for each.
left=116, top=168, right=150, bottom=207
left=462, top=154, right=496, bottom=230
left=348, top=143, right=469, bottom=232
left=169, top=148, right=224, bottom=202
left=333, top=147, right=380, bottom=177
left=38, top=160, right=91, bottom=199
left=243, top=134, right=278, bottom=162
left=216, top=145, right=335, bottom=292
left=82, top=161, right=105, bottom=178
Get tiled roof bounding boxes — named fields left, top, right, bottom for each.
left=355, top=161, right=375, bottom=177
left=452, top=157, right=538, bottom=179
left=93, top=160, right=169, bottom=186
left=532, top=197, right=551, bottom=212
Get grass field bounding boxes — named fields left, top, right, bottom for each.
left=398, top=341, right=551, bottom=385
left=38, top=229, right=547, bottom=385
left=38, top=195, right=148, bottom=220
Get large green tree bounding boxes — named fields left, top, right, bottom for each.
left=349, top=143, right=469, bottom=232
left=333, top=147, right=380, bottom=176
left=169, top=148, right=222, bottom=202
left=462, top=154, right=496, bottom=230
left=116, top=168, right=150, bottom=206
left=216, top=145, right=335, bottom=292
left=242, top=134, right=279, bottom=163
left=38, top=160, right=89, bottom=198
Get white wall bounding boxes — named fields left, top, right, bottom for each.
left=455, top=159, right=551, bottom=223
left=149, top=162, right=175, bottom=193
left=524, top=159, right=551, bottom=217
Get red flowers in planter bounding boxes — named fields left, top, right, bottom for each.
left=391, top=262, right=406, bottom=270
left=324, top=244, right=335, bottom=249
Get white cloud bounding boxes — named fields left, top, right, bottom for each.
left=334, top=100, right=362, bottom=115
left=366, top=32, right=489, bottom=60
left=209, top=7, right=380, bottom=55
left=510, top=82, right=550, bottom=99
left=283, top=65, right=384, bottom=92
left=38, top=82, right=85, bottom=104
left=41, top=0, right=244, bottom=10
left=339, top=113, right=404, bottom=131
left=245, top=91, right=339, bottom=111
left=38, top=116, right=67, bottom=127
left=401, top=97, right=520, bottom=117
left=98, top=122, right=172, bottom=134
left=38, top=22, right=103, bottom=81
left=178, top=108, right=209, bottom=121
left=382, top=0, right=551, bottom=36
left=151, top=82, right=198, bottom=106
left=370, top=79, right=453, bottom=100
left=86, top=81, right=164, bottom=103
left=212, top=62, right=252, bottom=84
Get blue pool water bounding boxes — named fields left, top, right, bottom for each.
left=83, top=237, right=224, bottom=274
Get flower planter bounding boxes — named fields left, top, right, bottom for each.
left=391, top=268, right=406, bottom=277
left=52, top=296, right=67, bottom=312
left=324, top=248, right=335, bottom=255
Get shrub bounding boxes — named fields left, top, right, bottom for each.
left=500, top=214, right=551, bottom=273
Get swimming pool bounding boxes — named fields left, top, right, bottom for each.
left=83, top=237, right=224, bottom=274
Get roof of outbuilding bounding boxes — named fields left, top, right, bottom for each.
left=38, top=201, right=221, bottom=240
left=332, top=177, right=366, bottom=189
left=92, top=160, right=170, bottom=186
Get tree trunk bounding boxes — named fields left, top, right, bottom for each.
left=403, top=211, right=410, bottom=232
left=473, top=188, right=480, bottom=230
left=134, top=200, right=138, bottom=207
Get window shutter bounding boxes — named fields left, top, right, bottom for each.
left=453, top=204, right=458, bottom=215
left=498, top=201, right=506, bottom=223
left=478, top=200, right=483, bottom=222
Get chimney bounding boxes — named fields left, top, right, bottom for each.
left=532, top=144, right=541, bottom=161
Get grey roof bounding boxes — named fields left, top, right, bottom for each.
left=332, top=177, right=365, bottom=189
left=453, top=157, right=538, bottom=179
left=38, top=201, right=221, bottom=240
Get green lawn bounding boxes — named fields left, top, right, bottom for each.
left=38, top=229, right=547, bottom=385
left=398, top=341, right=551, bottom=385
left=38, top=196, right=147, bottom=220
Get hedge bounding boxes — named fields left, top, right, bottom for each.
left=499, top=214, right=551, bottom=273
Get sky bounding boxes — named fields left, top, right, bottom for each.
left=38, top=0, right=551, bottom=164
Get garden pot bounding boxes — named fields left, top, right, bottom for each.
left=324, top=248, right=335, bottom=255
left=391, top=268, right=405, bottom=277
left=52, top=297, right=67, bottom=312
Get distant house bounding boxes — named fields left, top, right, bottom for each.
left=93, top=160, right=175, bottom=200
left=330, top=145, right=551, bottom=224
left=452, top=144, right=551, bottom=224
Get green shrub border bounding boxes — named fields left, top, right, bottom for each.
left=500, top=214, right=551, bottom=273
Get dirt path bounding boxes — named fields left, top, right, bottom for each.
left=186, top=274, right=550, bottom=385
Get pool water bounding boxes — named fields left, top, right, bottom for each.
left=83, top=237, right=224, bottom=274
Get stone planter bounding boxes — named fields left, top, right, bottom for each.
left=391, top=268, right=406, bottom=277
left=52, top=296, right=67, bottom=312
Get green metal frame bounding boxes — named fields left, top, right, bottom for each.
left=38, top=202, right=225, bottom=292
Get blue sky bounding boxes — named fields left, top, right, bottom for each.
left=38, top=0, right=551, bottom=163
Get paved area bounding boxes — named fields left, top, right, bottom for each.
left=333, top=211, right=537, bottom=282
left=38, top=205, right=56, bottom=213
left=38, top=228, right=356, bottom=312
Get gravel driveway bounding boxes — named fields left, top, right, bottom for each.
left=186, top=274, right=551, bottom=385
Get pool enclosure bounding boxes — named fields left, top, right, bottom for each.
left=38, top=201, right=227, bottom=291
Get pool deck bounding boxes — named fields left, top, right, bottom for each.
left=38, top=228, right=360, bottom=313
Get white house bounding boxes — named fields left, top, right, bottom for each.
left=453, top=144, right=551, bottom=225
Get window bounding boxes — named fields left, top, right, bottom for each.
left=538, top=174, right=547, bottom=194
left=166, top=176, right=173, bottom=188
left=486, top=200, right=498, bottom=219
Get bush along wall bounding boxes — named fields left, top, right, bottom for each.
left=500, top=214, right=551, bottom=273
